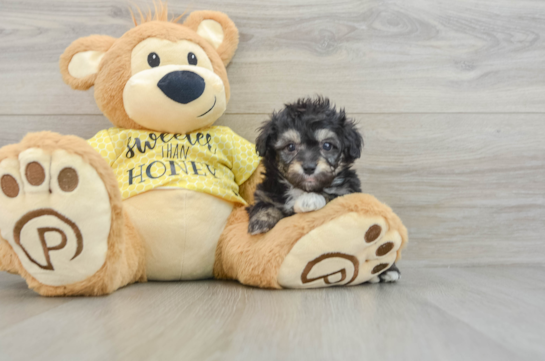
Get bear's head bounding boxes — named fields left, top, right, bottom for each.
left=60, top=5, right=238, bottom=134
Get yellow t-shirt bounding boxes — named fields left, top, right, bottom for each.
left=87, top=126, right=261, bottom=204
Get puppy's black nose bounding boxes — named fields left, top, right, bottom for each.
left=303, top=164, right=316, bottom=175
left=157, top=71, right=205, bottom=104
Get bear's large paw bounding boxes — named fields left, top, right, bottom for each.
left=0, top=148, right=111, bottom=286
left=277, top=212, right=402, bottom=288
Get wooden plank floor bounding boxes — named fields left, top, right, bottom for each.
left=1, top=265, right=544, bottom=361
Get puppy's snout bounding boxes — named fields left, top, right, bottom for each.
left=157, top=71, right=205, bottom=104
left=302, top=163, right=317, bottom=175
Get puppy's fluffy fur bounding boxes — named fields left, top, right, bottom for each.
left=247, top=97, right=363, bottom=235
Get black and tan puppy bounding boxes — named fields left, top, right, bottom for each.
left=248, top=97, right=362, bottom=234
left=247, top=97, right=401, bottom=282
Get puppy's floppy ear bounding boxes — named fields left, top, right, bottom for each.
left=340, top=111, right=363, bottom=160
left=184, top=11, right=239, bottom=66
left=255, top=117, right=276, bottom=157
left=59, top=35, right=116, bottom=90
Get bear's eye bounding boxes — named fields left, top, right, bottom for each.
left=188, top=52, right=198, bottom=66
left=147, top=52, right=160, bottom=67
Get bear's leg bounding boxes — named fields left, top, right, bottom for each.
left=0, top=132, right=146, bottom=296
left=214, top=193, right=407, bottom=289
left=0, top=236, right=19, bottom=274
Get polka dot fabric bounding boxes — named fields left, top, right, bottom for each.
left=87, top=126, right=261, bottom=204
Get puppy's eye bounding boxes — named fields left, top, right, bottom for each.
left=188, top=52, right=198, bottom=65
left=148, top=52, right=160, bottom=67
left=286, top=143, right=296, bottom=152
left=323, top=142, right=333, bottom=151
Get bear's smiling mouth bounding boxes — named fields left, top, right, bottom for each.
left=198, top=96, right=217, bottom=117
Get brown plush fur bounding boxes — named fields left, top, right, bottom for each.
left=0, top=132, right=146, bottom=296
left=183, top=11, right=240, bottom=66
left=59, top=35, right=116, bottom=91
left=59, top=11, right=237, bottom=131
left=0, top=237, right=18, bottom=274
left=214, top=193, right=408, bottom=289
left=128, top=4, right=239, bottom=66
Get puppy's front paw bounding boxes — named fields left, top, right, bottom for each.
left=248, top=218, right=278, bottom=235
left=247, top=203, right=284, bottom=235
left=294, top=193, right=326, bottom=213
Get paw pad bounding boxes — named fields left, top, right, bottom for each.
left=1, top=175, right=19, bottom=198
left=365, top=224, right=381, bottom=243
left=372, top=263, right=389, bottom=274
left=0, top=148, right=112, bottom=286
left=58, top=168, right=78, bottom=192
left=25, top=162, right=45, bottom=186
left=376, top=242, right=394, bottom=256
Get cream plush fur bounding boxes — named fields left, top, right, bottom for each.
left=0, top=4, right=407, bottom=296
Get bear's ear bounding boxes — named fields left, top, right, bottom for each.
left=59, top=35, right=116, bottom=90
left=183, top=11, right=239, bottom=66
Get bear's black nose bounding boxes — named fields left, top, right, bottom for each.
left=157, top=71, right=205, bottom=104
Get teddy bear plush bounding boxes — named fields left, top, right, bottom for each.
left=0, top=5, right=408, bottom=296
